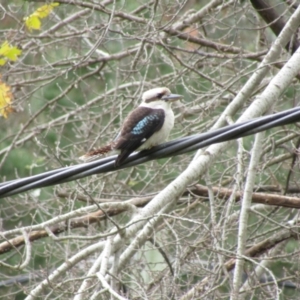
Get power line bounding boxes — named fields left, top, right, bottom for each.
left=1, top=106, right=300, bottom=198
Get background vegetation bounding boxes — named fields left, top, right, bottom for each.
left=1, top=0, right=300, bottom=299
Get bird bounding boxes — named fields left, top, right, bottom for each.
left=79, top=87, right=182, bottom=166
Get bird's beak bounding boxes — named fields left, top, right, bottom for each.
left=162, top=93, right=182, bottom=102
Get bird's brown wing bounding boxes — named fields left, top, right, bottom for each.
left=114, top=106, right=165, bottom=166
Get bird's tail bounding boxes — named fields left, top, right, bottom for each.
left=78, top=144, right=114, bottom=162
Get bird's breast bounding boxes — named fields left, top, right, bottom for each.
left=140, top=108, right=174, bottom=149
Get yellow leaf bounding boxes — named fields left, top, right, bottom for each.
left=24, top=3, right=59, bottom=31
left=0, top=41, right=10, bottom=56
left=0, top=80, right=14, bottom=119
left=0, top=59, right=6, bottom=66
left=0, top=41, right=22, bottom=63
left=3, top=46, right=21, bottom=62
left=25, top=15, right=41, bottom=31
left=35, top=3, right=59, bottom=19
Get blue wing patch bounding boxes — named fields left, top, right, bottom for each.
left=131, top=115, right=160, bottom=135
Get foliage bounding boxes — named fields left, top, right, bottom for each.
left=24, top=3, right=59, bottom=31
left=0, top=42, right=21, bottom=66
left=0, top=79, right=14, bottom=118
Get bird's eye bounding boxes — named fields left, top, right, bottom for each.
left=157, top=93, right=164, bottom=99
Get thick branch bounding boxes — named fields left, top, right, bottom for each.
left=250, top=0, right=300, bottom=52
left=190, top=184, right=300, bottom=209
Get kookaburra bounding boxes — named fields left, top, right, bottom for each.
left=79, top=87, right=182, bottom=166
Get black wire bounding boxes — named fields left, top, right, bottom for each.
left=175, top=107, right=300, bottom=155
left=1, top=107, right=300, bottom=198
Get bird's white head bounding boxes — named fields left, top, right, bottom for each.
left=140, top=87, right=182, bottom=109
